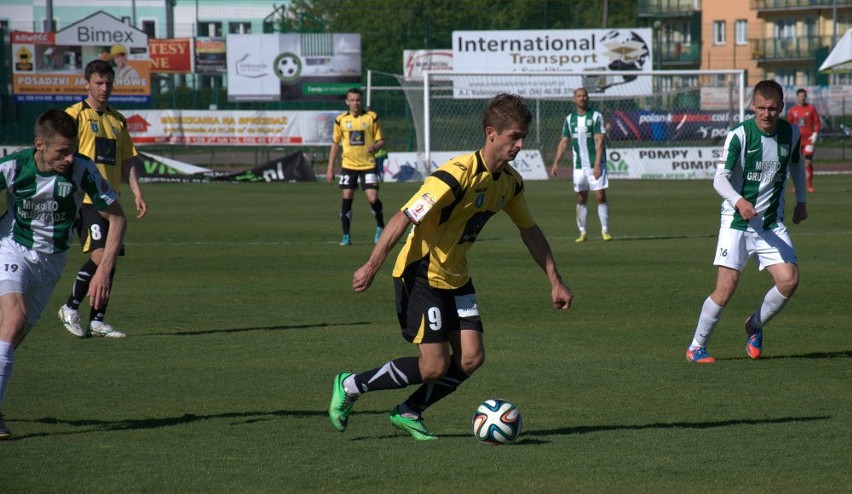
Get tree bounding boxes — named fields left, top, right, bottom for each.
left=284, top=0, right=638, bottom=75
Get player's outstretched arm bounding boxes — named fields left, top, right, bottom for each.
left=352, top=210, right=412, bottom=293
left=519, top=224, right=573, bottom=310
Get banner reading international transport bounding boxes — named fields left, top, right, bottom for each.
left=125, top=109, right=338, bottom=146
left=451, top=28, right=653, bottom=98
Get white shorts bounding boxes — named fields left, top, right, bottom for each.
left=573, top=167, right=609, bottom=192
left=712, top=225, right=797, bottom=272
left=0, top=237, right=68, bottom=331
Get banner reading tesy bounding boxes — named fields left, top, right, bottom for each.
left=451, top=29, right=653, bottom=98
left=12, top=11, right=150, bottom=103
left=148, top=38, right=193, bottom=74
left=227, top=33, right=361, bottom=102
left=125, top=109, right=338, bottom=146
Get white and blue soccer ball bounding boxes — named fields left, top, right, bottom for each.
left=472, top=398, right=522, bottom=445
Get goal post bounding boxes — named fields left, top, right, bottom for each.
left=406, top=70, right=746, bottom=179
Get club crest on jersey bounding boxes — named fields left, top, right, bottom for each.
left=475, top=192, right=485, bottom=208
left=90, top=122, right=99, bottom=133
left=780, top=145, right=789, bottom=157
left=346, top=122, right=352, bottom=129
left=56, top=182, right=72, bottom=198
left=498, top=196, right=506, bottom=209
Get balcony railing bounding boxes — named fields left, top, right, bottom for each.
left=751, top=0, right=851, bottom=10
left=658, top=42, right=702, bottom=64
left=638, top=0, right=698, bottom=16
left=751, top=35, right=832, bottom=61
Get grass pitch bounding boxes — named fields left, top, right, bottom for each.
left=2, top=176, right=850, bottom=493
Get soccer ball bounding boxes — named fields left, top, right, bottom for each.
left=274, top=52, right=302, bottom=82
left=472, top=399, right=522, bottom=445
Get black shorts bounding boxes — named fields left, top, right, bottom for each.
left=394, top=275, right=483, bottom=344
left=77, top=204, right=125, bottom=255
left=338, top=168, right=379, bottom=190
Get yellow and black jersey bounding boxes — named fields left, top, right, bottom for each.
left=393, top=150, right=536, bottom=290
left=332, top=110, right=383, bottom=171
left=65, top=100, right=137, bottom=203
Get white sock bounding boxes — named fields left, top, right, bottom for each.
left=343, top=374, right=361, bottom=396
left=0, top=341, right=13, bottom=411
left=598, top=202, right=609, bottom=233
left=576, top=204, right=588, bottom=234
left=690, top=297, right=725, bottom=349
left=753, top=286, right=789, bottom=328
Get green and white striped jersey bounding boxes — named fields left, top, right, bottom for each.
left=719, top=118, right=801, bottom=231
left=0, top=148, right=117, bottom=254
left=561, top=110, right=606, bottom=170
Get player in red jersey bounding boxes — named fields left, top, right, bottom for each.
left=787, top=89, right=820, bottom=192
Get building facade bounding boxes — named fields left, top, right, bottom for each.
left=638, top=0, right=851, bottom=87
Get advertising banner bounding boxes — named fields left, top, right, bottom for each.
left=135, top=152, right=213, bottom=183
left=403, top=49, right=453, bottom=81
left=149, top=38, right=193, bottom=74
left=11, top=11, right=150, bottom=103
left=607, top=110, right=741, bottom=142
left=451, top=29, right=653, bottom=98
left=383, top=150, right=547, bottom=183
left=214, top=151, right=316, bottom=182
left=125, top=109, right=337, bottom=146
left=606, top=147, right=721, bottom=180
left=227, top=33, right=361, bottom=102
left=195, top=37, right=227, bottom=75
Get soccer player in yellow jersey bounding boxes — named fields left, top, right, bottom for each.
left=57, top=59, right=148, bottom=339
left=328, top=94, right=574, bottom=440
left=326, top=88, right=385, bottom=246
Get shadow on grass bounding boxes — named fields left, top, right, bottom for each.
left=520, top=415, right=832, bottom=439
left=717, top=350, right=852, bottom=361
left=145, top=321, right=370, bottom=336
left=11, top=411, right=834, bottom=443
left=352, top=414, right=832, bottom=444
left=12, top=408, right=388, bottom=441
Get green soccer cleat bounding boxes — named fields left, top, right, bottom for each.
left=388, top=405, right=438, bottom=441
left=328, top=372, right=357, bottom=432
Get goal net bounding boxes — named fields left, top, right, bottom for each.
left=391, top=70, right=746, bottom=180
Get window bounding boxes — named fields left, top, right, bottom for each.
left=229, top=22, right=251, bottom=34
left=713, top=21, right=725, bottom=46
left=142, top=20, right=156, bottom=39
left=804, top=18, right=817, bottom=38
left=775, top=19, right=796, bottom=39
left=774, top=69, right=796, bottom=87
left=735, top=20, right=748, bottom=45
left=198, top=22, right=222, bottom=37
